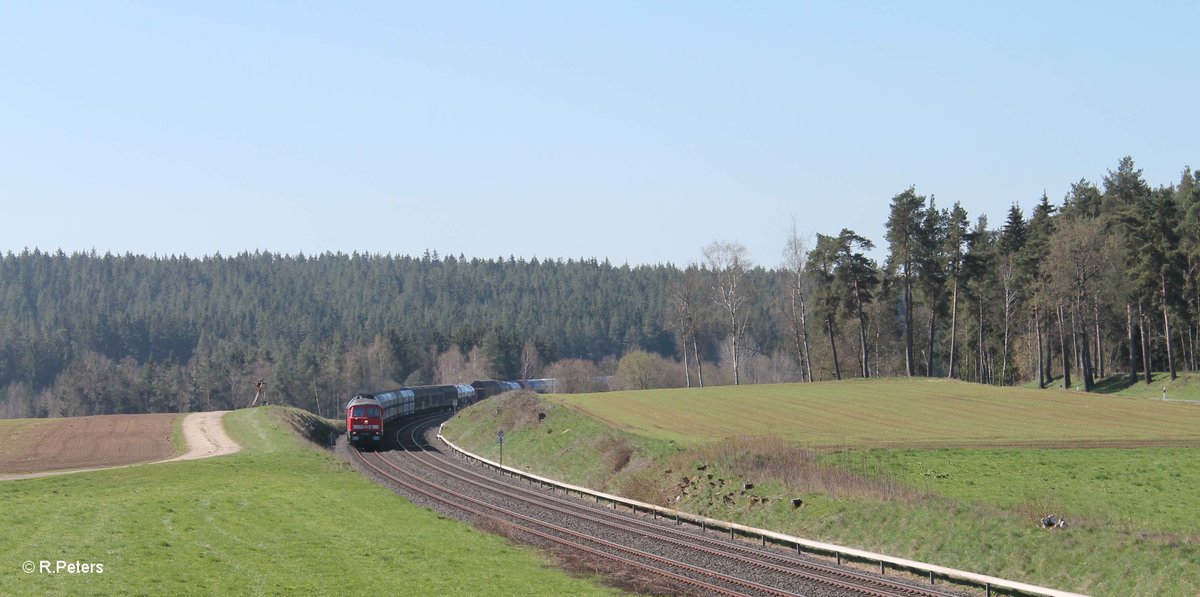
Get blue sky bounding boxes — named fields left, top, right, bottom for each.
left=2, top=2, right=1196, bottom=267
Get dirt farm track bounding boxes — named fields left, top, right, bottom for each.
left=0, top=410, right=242, bottom=482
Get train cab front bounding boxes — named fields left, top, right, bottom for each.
left=346, top=399, right=384, bottom=447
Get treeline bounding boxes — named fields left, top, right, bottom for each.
left=743, top=156, right=1200, bottom=390
left=627, top=158, right=1200, bottom=394
left=0, top=252, right=680, bottom=417
left=1, top=156, right=1197, bottom=418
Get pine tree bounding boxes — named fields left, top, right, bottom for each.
left=1104, top=156, right=1155, bottom=383
left=943, top=201, right=971, bottom=380
left=808, top=234, right=843, bottom=380
left=832, top=230, right=878, bottom=378
left=1021, top=193, right=1057, bottom=387
left=885, top=187, right=927, bottom=376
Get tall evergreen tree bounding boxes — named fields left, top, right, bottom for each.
left=943, top=201, right=971, bottom=380
left=481, top=324, right=521, bottom=380
left=885, top=187, right=927, bottom=376
left=831, top=230, right=878, bottom=378
left=917, top=196, right=948, bottom=375
left=961, top=216, right=997, bottom=383
left=1177, top=168, right=1200, bottom=371
left=995, top=204, right=1028, bottom=384
left=1021, top=193, right=1057, bottom=387
left=1126, top=188, right=1187, bottom=381
left=808, top=234, right=843, bottom=380
left=1104, top=156, right=1155, bottom=383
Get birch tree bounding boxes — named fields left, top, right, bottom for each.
left=704, top=241, right=752, bottom=385
left=782, top=223, right=815, bottom=382
left=667, top=265, right=709, bottom=387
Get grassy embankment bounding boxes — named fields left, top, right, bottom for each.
left=0, top=406, right=622, bottom=596
left=445, top=379, right=1200, bottom=596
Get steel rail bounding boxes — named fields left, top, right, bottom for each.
left=355, top=439, right=779, bottom=597
left=400, top=418, right=958, bottom=597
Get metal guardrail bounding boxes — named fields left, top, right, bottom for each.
left=437, top=432, right=1089, bottom=597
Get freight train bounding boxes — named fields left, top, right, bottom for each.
left=346, top=378, right=557, bottom=446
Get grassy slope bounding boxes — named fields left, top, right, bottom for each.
left=446, top=391, right=674, bottom=489
left=0, top=407, right=620, bottom=596
left=171, top=414, right=187, bottom=455
left=1096, top=370, right=1200, bottom=401
left=858, top=446, right=1200, bottom=533
left=448, top=383, right=1200, bottom=596
left=1029, top=370, right=1200, bottom=402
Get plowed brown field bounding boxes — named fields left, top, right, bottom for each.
left=0, top=413, right=179, bottom=474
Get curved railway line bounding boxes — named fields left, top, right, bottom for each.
left=349, top=413, right=970, bottom=597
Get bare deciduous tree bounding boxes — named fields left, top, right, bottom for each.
left=782, top=224, right=820, bottom=383
left=543, top=359, right=605, bottom=393
left=519, top=341, right=541, bottom=380
left=435, top=347, right=469, bottom=384
left=997, top=254, right=1018, bottom=384
left=782, top=223, right=815, bottom=382
left=667, top=265, right=708, bottom=387
left=704, top=241, right=752, bottom=385
left=1046, top=218, right=1122, bottom=391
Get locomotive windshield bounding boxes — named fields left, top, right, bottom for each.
left=351, top=406, right=381, bottom=418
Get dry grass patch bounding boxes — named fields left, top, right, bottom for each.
left=487, top=390, right=552, bottom=430
left=690, top=436, right=923, bottom=503
left=268, top=407, right=343, bottom=447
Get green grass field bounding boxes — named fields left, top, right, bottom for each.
left=448, top=382, right=1200, bottom=596
left=857, top=446, right=1200, bottom=535
left=0, top=407, right=621, bottom=596
left=1030, top=370, right=1200, bottom=402
left=1095, top=371, right=1200, bottom=401
left=554, top=377, right=1200, bottom=447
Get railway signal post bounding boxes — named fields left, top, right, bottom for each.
left=498, top=429, right=505, bottom=473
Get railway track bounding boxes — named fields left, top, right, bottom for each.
left=351, top=413, right=969, bottom=597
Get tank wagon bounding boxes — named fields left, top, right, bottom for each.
left=517, top=378, right=555, bottom=393
left=469, top=379, right=520, bottom=400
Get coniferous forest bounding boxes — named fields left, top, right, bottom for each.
left=2, top=157, right=1198, bottom=418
